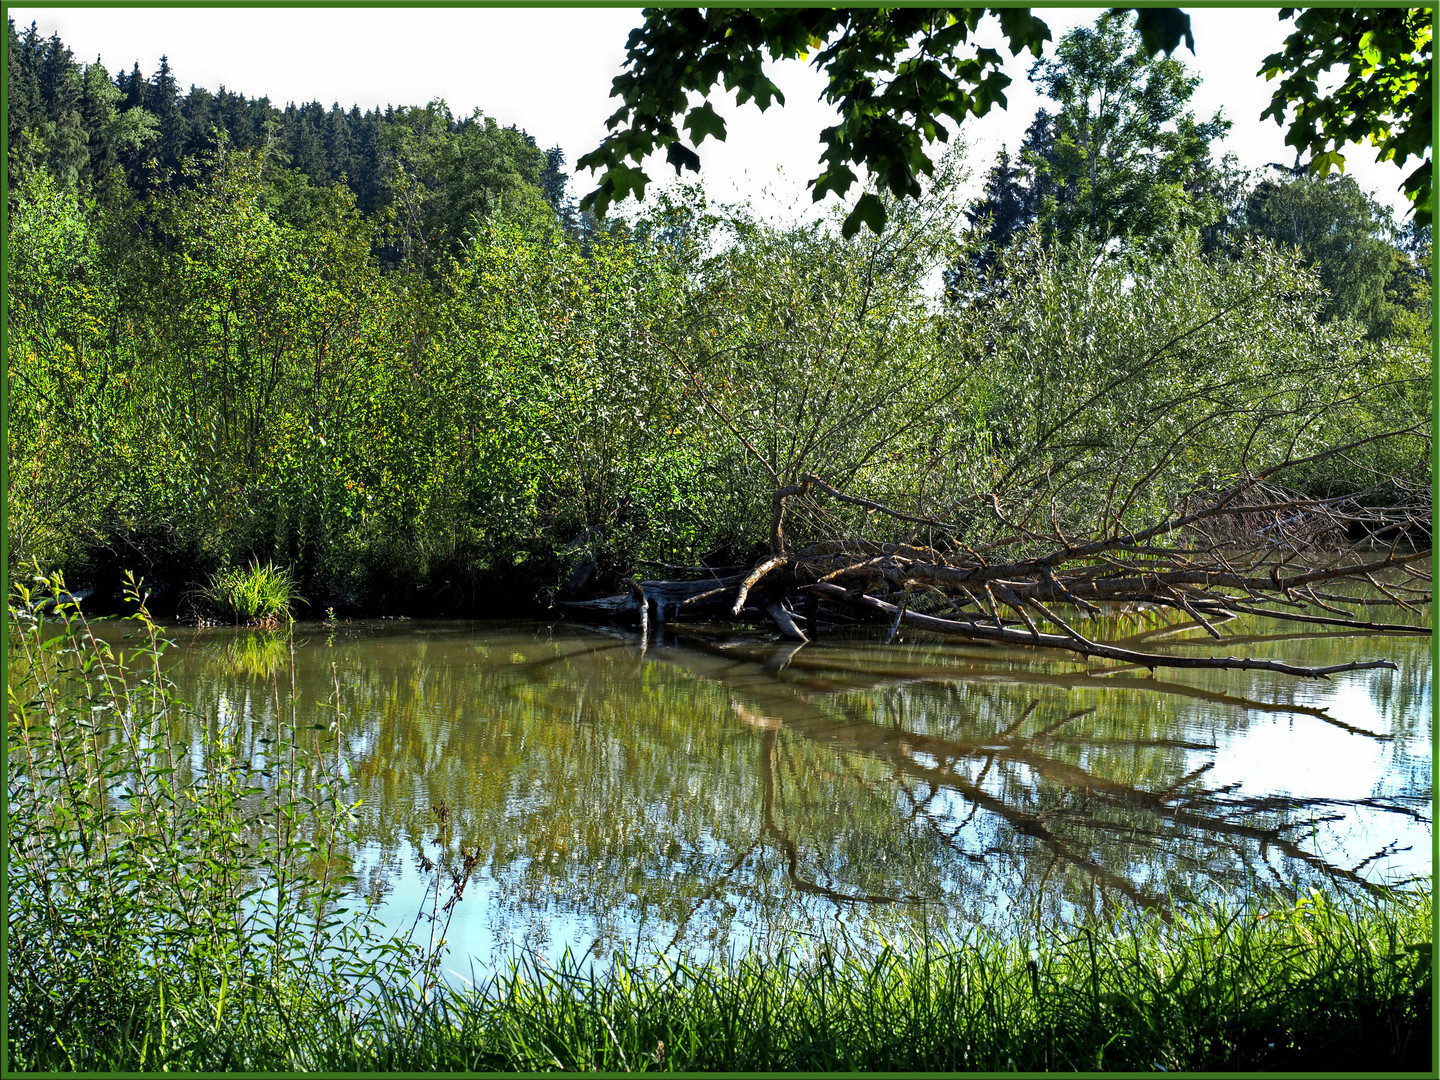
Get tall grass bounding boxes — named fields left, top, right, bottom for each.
left=279, top=889, right=1431, bottom=1073
left=7, top=569, right=423, bottom=1071
left=7, top=569, right=1433, bottom=1071
left=201, top=560, right=302, bottom=625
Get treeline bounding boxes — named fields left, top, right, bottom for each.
left=6, top=20, right=586, bottom=266
left=6, top=14, right=1431, bottom=618
left=957, top=13, right=1431, bottom=345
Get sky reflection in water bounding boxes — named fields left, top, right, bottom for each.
left=153, top=613, right=1432, bottom=976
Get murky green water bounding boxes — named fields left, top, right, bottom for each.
left=144, top=612, right=1431, bottom=973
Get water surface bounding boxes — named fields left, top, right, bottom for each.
left=148, top=611, right=1432, bottom=973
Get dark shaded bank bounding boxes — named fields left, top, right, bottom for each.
left=59, top=538, right=582, bottom=621
left=58, top=520, right=760, bottom=621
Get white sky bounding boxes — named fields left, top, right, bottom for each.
left=9, top=6, right=1419, bottom=222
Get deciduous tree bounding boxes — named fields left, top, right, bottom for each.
left=581, top=7, right=1432, bottom=232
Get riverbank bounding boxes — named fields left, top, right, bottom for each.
left=13, top=887, right=1434, bottom=1072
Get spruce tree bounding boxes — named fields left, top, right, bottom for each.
left=6, top=21, right=46, bottom=195
left=966, top=147, right=1028, bottom=265
left=34, top=33, right=88, bottom=192
left=539, top=145, right=576, bottom=229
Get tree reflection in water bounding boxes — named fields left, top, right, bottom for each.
left=153, top=614, right=1430, bottom=967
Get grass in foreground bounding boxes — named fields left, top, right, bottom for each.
left=7, top=571, right=1433, bottom=1072
left=258, top=889, right=1434, bottom=1073
left=12, top=887, right=1432, bottom=1073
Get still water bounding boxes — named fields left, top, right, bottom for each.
left=151, top=612, right=1431, bottom=974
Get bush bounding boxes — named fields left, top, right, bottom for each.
left=6, top=570, right=421, bottom=1070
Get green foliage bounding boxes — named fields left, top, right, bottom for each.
left=378, top=100, right=553, bottom=272
left=111, top=143, right=390, bottom=586
left=5, top=19, right=1428, bottom=609
left=6, top=571, right=428, bottom=1070
left=961, top=144, right=1034, bottom=275
left=1026, top=11, right=1230, bottom=247
left=579, top=7, right=1054, bottom=238
left=5, top=169, right=133, bottom=571
left=9, top=128, right=1426, bottom=606
left=358, top=888, right=1430, bottom=1072
left=7, top=20, right=157, bottom=208
left=645, top=165, right=986, bottom=552
left=960, top=10, right=1238, bottom=276
left=949, top=232, right=1427, bottom=539
left=428, top=211, right=710, bottom=570
left=5, top=18, right=559, bottom=252
left=1242, top=171, right=1433, bottom=343
left=203, top=560, right=302, bottom=624
left=582, top=7, right=1430, bottom=234
left=1261, top=7, right=1433, bottom=226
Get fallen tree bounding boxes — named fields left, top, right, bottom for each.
left=561, top=464, right=1431, bottom=679
left=560, top=208, right=1430, bottom=676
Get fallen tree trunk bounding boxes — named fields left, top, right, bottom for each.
left=807, top=582, right=1398, bottom=677
left=558, top=473, right=1430, bottom=679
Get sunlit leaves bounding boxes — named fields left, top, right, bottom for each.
left=683, top=101, right=728, bottom=146
left=1026, top=11, right=1229, bottom=249
left=964, top=233, right=1422, bottom=541
left=1260, top=7, right=1432, bottom=226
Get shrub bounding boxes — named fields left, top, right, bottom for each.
left=6, top=570, right=421, bottom=1070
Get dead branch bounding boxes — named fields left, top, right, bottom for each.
left=733, top=557, right=787, bottom=615
left=807, top=582, right=1397, bottom=679
left=559, top=463, right=1428, bottom=679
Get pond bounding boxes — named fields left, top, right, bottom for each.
left=144, top=612, right=1431, bottom=978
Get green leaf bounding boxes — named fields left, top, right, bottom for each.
left=810, top=162, right=858, bottom=201
left=666, top=144, right=702, bottom=175
left=996, top=8, right=1052, bottom=57
left=684, top=103, right=728, bottom=146
left=843, top=192, right=887, bottom=239
left=1131, top=8, right=1195, bottom=56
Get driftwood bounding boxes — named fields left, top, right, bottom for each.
left=560, top=472, right=1431, bottom=679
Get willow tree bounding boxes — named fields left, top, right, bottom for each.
left=563, top=207, right=1431, bottom=676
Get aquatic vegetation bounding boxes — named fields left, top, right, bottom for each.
left=210, top=629, right=293, bottom=679
left=202, top=560, right=302, bottom=625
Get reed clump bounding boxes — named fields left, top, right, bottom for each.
left=7, top=570, right=1432, bottom=1072
left=201, top=559, right=302, bottom=626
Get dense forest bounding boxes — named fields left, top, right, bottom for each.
left=6, top=15, right=1431, bottom=619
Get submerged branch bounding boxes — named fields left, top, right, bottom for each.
left=808, top=583, right=1396, bottom=679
